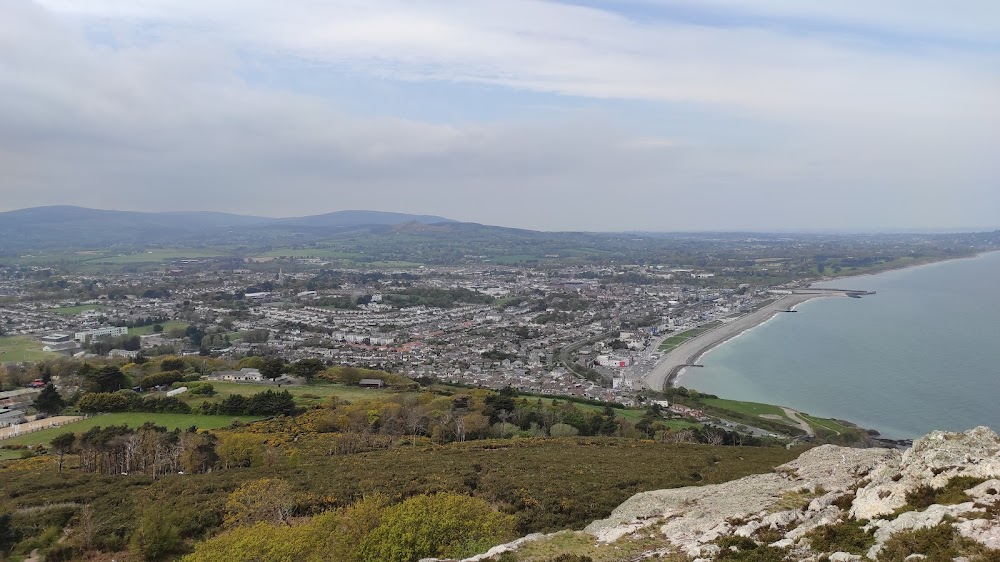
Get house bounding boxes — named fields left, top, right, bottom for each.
left=109, top=349, right=140, bottom=359
left=208, top=368, right=265, bottom=382
left=0, top=408, right=25, bottom=428
left=358, top=378, right=384, bottom=389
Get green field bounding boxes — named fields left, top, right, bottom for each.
left=363, top=260, right=424, bottom=268
left=800, top=414, right=858, bottom=436
left=46, top=304, right=106, bottom=315
left=129, top=321, right=190, bottom=336
left=0, top=449, right=21, bottom=460
left=188, top=381, right=390, bottom=409
left=0, top=413, right=261, bottom=448
left=0, top=336, right=56, bottom=362
left=254, top=247, right=363, bottom=260
left=84, top=249, right=232, bottom=265
left=700, top=398, right=795, bottom=425
left=747, top=298, right=778, bottom=312
left=658, top=321, right=723, bottom=352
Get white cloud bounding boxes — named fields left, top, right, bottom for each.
left=30, top=0, right=1000, bottom=121
left=0, top=0, right=997, bottom=231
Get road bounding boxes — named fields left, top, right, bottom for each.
left=0, top=416, right=84, bottom=440
left=780, top=407, right=815, bottom=437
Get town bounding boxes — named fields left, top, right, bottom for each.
left=1, top=259, right=777, bottom=407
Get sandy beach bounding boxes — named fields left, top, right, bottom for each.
left=643, top=294, right=835, bottom=392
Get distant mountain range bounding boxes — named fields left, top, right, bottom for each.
left=0, top=205, right=460, bottom=253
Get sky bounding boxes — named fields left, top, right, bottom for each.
left=0, top=1, right=998, bottom=232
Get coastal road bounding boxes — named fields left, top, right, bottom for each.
left=642, top=294, right=826, bottom=392
left=780, top=407, right=815, bottom=437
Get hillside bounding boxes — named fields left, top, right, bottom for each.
left=439, top=427, right=1000, bottom=561
left=0, top=205, right=458, bottom=253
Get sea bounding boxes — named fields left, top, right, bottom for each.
left=678, top=250, right=1000, bottom=439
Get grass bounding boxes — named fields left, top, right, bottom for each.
left=747, top=298, right=778, bottom=312
left=45, top=304, right=106, bottom=315
left=181, top=381, right=396, bottom=409
left=701, top=398, right=794, bottom=424
left=129, top=321, right=190, bottom=336
left=83, top=249, right=231, bottom=265
left=363, top=260, right=424, bottom=268
left=254, top=247, right=364, bottom=259
left=0, top=413, right=261, bottom=448
left=0, top=336, right=57, bottom=362
left=800, top=414, right=857, bottom=436
left=658, top=321, right=723, bottom=352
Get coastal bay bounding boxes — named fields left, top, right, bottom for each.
left=643, top=293, right=828, bottom=391
left=675, top=251, right=1000, bottom=439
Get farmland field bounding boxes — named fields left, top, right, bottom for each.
left=46, top=304, right=106, bottom=315
left=183, top=381, right=392, bottom=409
left=83, top=249, right=232, bottom=265
left=0, top=413, right=261, bottom=448
left=129, top=321, right=190, bottom=336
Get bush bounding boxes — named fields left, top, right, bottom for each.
left=805, top=519, right=874, bottom=554
left=77, top=391, right=137, bottom=413
left=201, top=390, right=295, bottom=416
left=715, top=536, right=789, bottom=562
left=138, top=371, right=184, bottom=390
left=138, top=396, right=191, bottom=414
left=130, top=508, right=181, bottom=561
left=879, top=522, right=982, bottom=562
left=358, top=493, right=517, bottom=562
left=188, top=383, right=216, bottom=396
left=549, top=423, right=580, bottom=437
left=901, top=476, right=986, bottom=512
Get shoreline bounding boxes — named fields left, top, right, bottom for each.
left=643, top=293, right=836, bottom=392
left=647, top=251, right=999, bottom=393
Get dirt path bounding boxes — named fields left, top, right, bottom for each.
left=0, top=416, right=84, bottom=440
left=781, top=407, right=815, bottom=437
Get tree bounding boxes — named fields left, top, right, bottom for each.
left=33, top=384, right=65, bottom=415
left=83, top=365, right=129, bottom=393
left=290, top=358, right=324, bottom=382
left=50, top=432, right=76, bottom=473
left=0, top=513, right=21, bottom=555
left=260, top=358, right=285, bottom=380
left=159, top=356, right=185, bottom=372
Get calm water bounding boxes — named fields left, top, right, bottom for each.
left=680, top=251, right=1000, bottom=439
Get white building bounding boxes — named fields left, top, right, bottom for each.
left=210, top=368, right=265, bottom=382
left=74, top=326, right=128, bottom=343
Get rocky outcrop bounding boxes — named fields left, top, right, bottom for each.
left=852, top=426, right=1000, bottom=520
left=440, top=427, right=1000, bottom=561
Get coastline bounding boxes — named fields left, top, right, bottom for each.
left=643, top=251, right=1000, bottom=394
left=643, top=293, right=834, bottom=392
